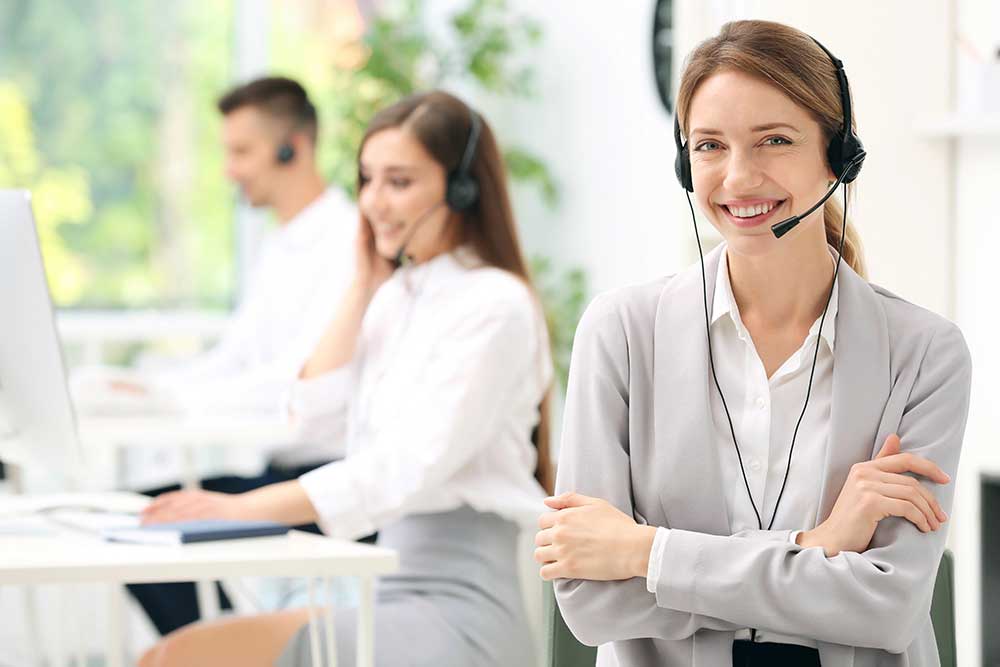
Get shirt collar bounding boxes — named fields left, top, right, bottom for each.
left=391, top=244, right=483, bottom=293
left=276, top=188, right=346, bottom=249
left=711, top=244, right=839, bottom=352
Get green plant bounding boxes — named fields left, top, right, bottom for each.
left=530, top=256, right=588, bottom=393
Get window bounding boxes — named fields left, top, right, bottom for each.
left=0, top=1, right=235, bottom=309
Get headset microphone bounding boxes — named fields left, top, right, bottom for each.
left=769, top=151, right=865, bottom=239
left=387, top=200, right=447, bottom=267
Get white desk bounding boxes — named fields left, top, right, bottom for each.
left=0, top=493, right=399, bottom=667
left=76, top=415, right=308, bottom=621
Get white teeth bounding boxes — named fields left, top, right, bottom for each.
left=728, top=201, right=778, bottom=218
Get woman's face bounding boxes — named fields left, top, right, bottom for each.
left=358, top=126, right=453, bottom=262
left=686, top=69, right=835, bottom=256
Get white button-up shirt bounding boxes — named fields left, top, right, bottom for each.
left=289, top=247, right=552, bottom=540
left=154, top=188, right=357, bottom=465
left=646, top=246, right=838, bottom=649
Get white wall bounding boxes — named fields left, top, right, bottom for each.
left=952, top=2, right=1000, bottom=665
left=487, top=2, right=684, bottom=294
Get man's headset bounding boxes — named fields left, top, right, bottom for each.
left=276, top=98, right=318, bottom=166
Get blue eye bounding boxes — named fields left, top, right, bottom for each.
left=694, top=141, right=721, bottom=152
left=764, top=136, right=792, bottom=146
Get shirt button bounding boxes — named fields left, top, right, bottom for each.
left=749, top=458, right=762, bottom=472
left=755, top=397, right=766, bottom=410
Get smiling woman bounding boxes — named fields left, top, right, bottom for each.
left=540, top=19, right=970, bottom=667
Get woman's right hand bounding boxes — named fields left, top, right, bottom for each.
left=797, top=433, right=950, bottom=557
left=353, top=215, right=395, bottom=298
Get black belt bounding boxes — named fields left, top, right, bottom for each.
left=732, top=639, right=821, bottom=666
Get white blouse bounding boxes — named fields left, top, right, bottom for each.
left=646, top=247, right=839, bottom=649
left=289, top=246, right=553, bottom=540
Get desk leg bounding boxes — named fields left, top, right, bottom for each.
left=356, top=576, right=374, bottom=667
left=180, top=448, right=223, bottom=622
left=306, top=579, right=323, bottom=667
left=195, top=579, right=221, bottom=622
left=22, top=586, right=42, bottom=667
left=106, top=584, right=125, bottom=667
left=323, top=578, right=338, bottom=667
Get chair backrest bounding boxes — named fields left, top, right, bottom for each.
left=931, top=549, right=956, bottom=667
left=544, top=549, right=956, bottom=667
left=543, top=580, right=597, bottom=667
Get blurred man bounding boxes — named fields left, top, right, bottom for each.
left=125, top=76, right=357, bottom=635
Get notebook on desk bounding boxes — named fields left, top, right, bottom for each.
left=103, top=519, right=290, bottom=545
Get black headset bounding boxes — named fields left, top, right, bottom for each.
left=445, top=105, right=482, bottom=211
left=673, top=36, right=865, bottom=194
left=276, top=98, right=318, bottom=166
left=677, top=34, right=863, bottom=532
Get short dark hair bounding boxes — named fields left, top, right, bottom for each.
left=217, top=76, right=318, bottom=143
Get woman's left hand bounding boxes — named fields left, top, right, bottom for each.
left=535, top=492, right=657, bottom=581
left=141, top=490, right=250, bottom=525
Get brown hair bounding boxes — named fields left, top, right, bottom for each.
left=358, top=90, right=554, bottom=494
left=676, top=20, right=867, bottom=278
left=217, top=76, right=318, bottom=144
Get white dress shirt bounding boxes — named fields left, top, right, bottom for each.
left=646, top=246, right=839, bottom=649
left=154, top=188, right=357, bottom=466
left=289, top=246, right=553, bottom=540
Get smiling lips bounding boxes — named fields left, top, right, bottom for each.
left=719, top=198, right=787, bottom=227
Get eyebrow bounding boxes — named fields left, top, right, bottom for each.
left=359, top=164, right=420, bottom=174
left=690, top=122, right=801, bottom=136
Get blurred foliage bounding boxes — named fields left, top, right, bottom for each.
left=0, top=0, right=234, bottom=308
left=529, top=256, right=587, bottom=393
left=271, top=0, right=558, bottom=205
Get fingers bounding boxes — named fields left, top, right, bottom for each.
left=873, top=452, right=951, bottom=484
left=543, top=492, right=595, bottom=510
left=533, top=545, right=558, bottom=565
left=882, top=497, right=934, bottom=533
left=876, top=471, right=948, bottom=523
left=871, top=480, right=943, bottom=530
left=875, top=433, right=901, bottom=459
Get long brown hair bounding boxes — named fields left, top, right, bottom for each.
left=676, top=20, right=867, bottom=278
left=358, top=90, right=554, bottom=494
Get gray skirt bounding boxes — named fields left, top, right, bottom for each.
left=275, top=505, right=535, bottom=667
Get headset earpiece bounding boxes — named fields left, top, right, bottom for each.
left=445, top=108, right=482, bottom=211
left=276, top=142, right=295, bottom=165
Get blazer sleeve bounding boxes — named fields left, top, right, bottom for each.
left=649, top=321, right=972, bottom=653
left=553, top=295, right=743, bottom=646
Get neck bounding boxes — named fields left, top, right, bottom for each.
left=272, top=169, right=326, bottom=225
left=726, top=228, right=835, bottom=330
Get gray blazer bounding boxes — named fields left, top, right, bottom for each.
left=554, top=244, right=972, bottom=667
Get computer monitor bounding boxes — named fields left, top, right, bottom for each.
left=0, top=190, right=83, bottom=479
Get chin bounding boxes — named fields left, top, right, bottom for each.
left=718, top=228, right=781, bottom=257
left=375, top=240, right=401, bottom=260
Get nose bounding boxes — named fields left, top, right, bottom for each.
left=722, top=147, right=764, bottom=194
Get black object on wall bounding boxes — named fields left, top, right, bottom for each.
left=983, top=475, right=1000, bottom=665
left=651, top=0, right=674, bottom=114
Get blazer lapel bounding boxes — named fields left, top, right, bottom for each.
left=816, top=261, right=891, bottom=523
left=652, top=244, right=731, bottom=536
